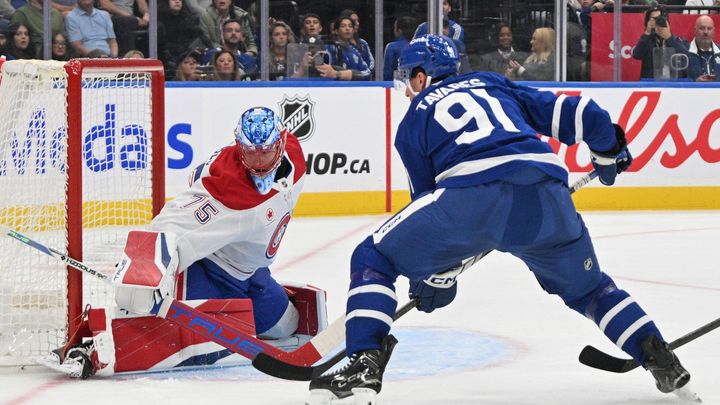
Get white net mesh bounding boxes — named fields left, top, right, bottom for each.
left=0, top=60, right=160, bottom=364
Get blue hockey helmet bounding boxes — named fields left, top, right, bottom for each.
left=235, top=107, right=287, bottom=194
left=397, top=34, right=459, bottom=82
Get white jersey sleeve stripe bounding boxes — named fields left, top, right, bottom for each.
left=598, top=296, right=635, bottom=332
left=574, top=96, right=591, bottom=144
left=346, top=309, right=394, bottom=328
left=435, top=152, right=567, bottom=184
left=616, top=315, right=651, bottom=349
left=348, top=285, right=398, bottom=301
left=551, top=94, right=566, bottom=140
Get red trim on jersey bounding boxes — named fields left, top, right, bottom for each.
left=202, top=133, right=305, bottom=211
left=284, top=132, right=306, bottom=183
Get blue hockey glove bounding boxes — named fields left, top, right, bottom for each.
left=409, top=276, right=457, bottom=313
left=590, top=124, right=633, bottom=186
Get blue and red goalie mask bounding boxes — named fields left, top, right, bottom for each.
left=235, top=107, right=287, bottom=194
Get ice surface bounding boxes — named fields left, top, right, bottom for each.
left=1, top=211, right=718, bottom=405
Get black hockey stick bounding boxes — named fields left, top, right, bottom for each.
left=253, top=170, right=598, bottom=381
left=579, top=316, right=720, bottom=373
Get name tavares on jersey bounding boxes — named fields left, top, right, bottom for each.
left=415, top=78, right=485, bottom=111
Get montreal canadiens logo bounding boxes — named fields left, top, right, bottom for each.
left=266, top=212, right=291, bottom=259
left=279, top=94, right=315, bottom=142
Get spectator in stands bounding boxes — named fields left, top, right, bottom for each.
left=687, top=15, right=719, bottom=80
left=183, top=0, right=208, bottom=15
left=212, top=48, right=240, bottom=80
left=50, top=0, right=75, bottom=18
left=505, top=27, right=556, bottom=81
left=202, top=18, right=257, bottom=75
left=339, top=9, right=374, bottom=77
left=51, top=32, right=69, bottom=59
left=200, top=0, right=256, bottom=55
left=268, top=20, right=295, bottom=80
left=632, top=7, right=689, bottom=79
left=98, top=0, right=149, bottom=56
left=66, top=0, right=118, bottom=58
left=11, top=0, right=64, bottom=58
left=478, top=24, right=529, bottom=75
left=299, top=12, right=322, bottom=41
left=324, top=15, right=371, bottom=81
left=173, top=48, right=202, bottom=80
left=0, top=22, right=34, bottom=59
left=158, top=0, right=205, bottom=72
left=414, top=0, right=465, bottom=52
left=383, top=15, right=416, bottom=80
left=0, top=0, right=14, bottom=23
left=123, top=48, right=143, bottom=58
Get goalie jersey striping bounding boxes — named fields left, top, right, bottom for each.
left=150, top=131, right=306, bottom=281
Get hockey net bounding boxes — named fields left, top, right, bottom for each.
left=0, top=59, right=165, bottom=365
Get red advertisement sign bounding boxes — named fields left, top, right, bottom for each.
left=590, top=13, right=720, bottom=81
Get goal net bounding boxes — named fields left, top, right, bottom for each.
left=0, top=59, right=165, bottom=364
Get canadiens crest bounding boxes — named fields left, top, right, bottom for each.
left=266, top=212, right=291, bottom=259
left=279, top=95, right=316, bottom=142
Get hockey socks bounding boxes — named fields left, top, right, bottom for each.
left=345, top=269, right=398, bottom=356
left=570, top=273, right=663, bottom=364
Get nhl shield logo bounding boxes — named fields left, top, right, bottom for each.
left=279, top=95, right=315, bottom=142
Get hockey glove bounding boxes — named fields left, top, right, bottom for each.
left=409, top=270, right=458, bottom=313
left=590, top=124, right=633, bottom=186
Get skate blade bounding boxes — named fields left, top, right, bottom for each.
left=673, top=384, right=702, bottom=403
left=305, top=388, right=377, bottom=405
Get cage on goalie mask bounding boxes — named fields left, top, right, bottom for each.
left=397, top=34, right=459, bottom=84
left=235, top=107, right=287, bottom=194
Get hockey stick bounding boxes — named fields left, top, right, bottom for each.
left=0, top=225, right=329, bottom=368
left=252, top=170, right=599, bottom=381
left=579, top=316, right=720, bottom=373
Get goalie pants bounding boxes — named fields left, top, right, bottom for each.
left=183, top=258, right=291, bottom=336
left=347, top=170, right=663, bottom=363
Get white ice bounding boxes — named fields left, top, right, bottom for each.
left=1, top=211, right=719, bottom=405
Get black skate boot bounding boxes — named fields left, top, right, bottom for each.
left=641, top=335, right=690, bottom=393
left=307, top=335, right=398, bottom=404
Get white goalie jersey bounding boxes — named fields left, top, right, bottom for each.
left=150, top=131, right=306, bottom=280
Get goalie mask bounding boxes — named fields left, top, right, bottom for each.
left=235, top=107, right=287, bottom=195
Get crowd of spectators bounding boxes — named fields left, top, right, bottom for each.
left=0, top=0, right=718, bottom=82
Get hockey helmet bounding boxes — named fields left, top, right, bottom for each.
left=235, top=107, right=287, bottom=194
left=397, top=34, right=459, bottom=84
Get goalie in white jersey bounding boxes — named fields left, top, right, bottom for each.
left=45, top=107, right=327, bottom=378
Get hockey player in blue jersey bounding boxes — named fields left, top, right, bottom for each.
left=308, top=35, right=690, bottom=404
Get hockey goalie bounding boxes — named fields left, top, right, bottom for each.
left=39, top=106, right=327, bottom=378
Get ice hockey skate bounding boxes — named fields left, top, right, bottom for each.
left=641, top=335, right=690, bottom=393
left=34, top=341, right=95, bottom=379
left=307, top=335, right=398, bottom=405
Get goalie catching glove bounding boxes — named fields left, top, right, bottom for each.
left=409, top=267, right=460, bottom=313
left=590, top=124, right=633, bottom=186
left=112, top=230, right=179, bottom=314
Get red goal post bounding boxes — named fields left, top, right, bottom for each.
left=0, top=59, right=165, bottom=364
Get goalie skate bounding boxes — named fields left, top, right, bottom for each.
left=33, top=342, right=95, bottom=379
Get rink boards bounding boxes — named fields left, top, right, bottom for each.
left=163, top=81, right=720, bottom=215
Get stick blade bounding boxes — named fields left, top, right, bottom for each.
left=252, top=353, right=315, bottom=381
left=578, top=345, right=640, bottom=373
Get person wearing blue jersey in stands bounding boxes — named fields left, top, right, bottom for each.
left=307, top=34, right=691, bottom=405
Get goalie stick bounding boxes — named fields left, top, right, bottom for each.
left=579, top=316, right=720, bottom=373
left=252, top=170, right=599, bottom=381
left=0, top=226, right=329, bottom=370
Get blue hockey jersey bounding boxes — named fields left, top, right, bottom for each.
left=395, top=72, right=616, bottom=199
